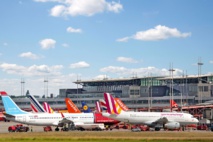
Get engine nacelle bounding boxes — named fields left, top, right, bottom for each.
left=164, top=122, right=180, bottom=130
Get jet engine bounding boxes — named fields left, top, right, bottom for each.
left=164, top=122, right=180, bottom=130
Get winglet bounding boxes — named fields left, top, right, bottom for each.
left=104, top=93, right=118, bottom=114
left=61, top=112, right=65, bottom=118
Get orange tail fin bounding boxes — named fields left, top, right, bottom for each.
left=114, top=98, right=129, bottom=111
left=65, top=98, right=81, bottom=113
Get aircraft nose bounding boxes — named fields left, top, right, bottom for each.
left=194, top=118, right=199, bottom=123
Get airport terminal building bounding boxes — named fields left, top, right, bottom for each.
left=59, top=74, right=213, bottom=111
left=1, top=74, right=213, bottom=113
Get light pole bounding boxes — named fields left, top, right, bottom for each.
left=44, top=78, right=48, bottom=98
left=21, top=78, right=25, bottom=96
left=169, top=64, right=175, bottom=112
left=197, top=58, right=203, bottom=103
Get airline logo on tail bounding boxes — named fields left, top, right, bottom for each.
left=104, top=93, right=123, bottom=114
left=43, top=102, right=54, bottom=113
left=99, top=99, right=107, bottom=110
left=114, top=98, right=129, bottom=111
left=82, top=102, right=92, bottom=113
left=95, top=101, right=101, bottom=113
left=28, top=95, right=46, bottom=113
left=0, top=91, right=28, bottom=115
left=65, top=98, right=81, bottom=113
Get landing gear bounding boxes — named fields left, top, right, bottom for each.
left=55, top=127, right=59, bottom=131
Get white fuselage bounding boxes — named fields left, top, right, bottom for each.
left=7, top=113, right=94, bottom=126
left=102, top=111, right=198, bottom=126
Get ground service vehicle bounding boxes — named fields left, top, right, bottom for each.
left=131, top=127, right=141, bottom=132
left=197, top=124, right=208, bottom=130
left=8, top=124, right=29, bottom=132
left=43, top=126, right=52, bottom=132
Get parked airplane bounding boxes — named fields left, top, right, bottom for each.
left=28, top=95, right=105, bottom=130
left=102, top=93, right=199, bottom=131
left=0, top=91, right=96, bottom=128
left=65, top=98, right=119, bottom=126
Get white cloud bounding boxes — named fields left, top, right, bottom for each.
left=62, top=43, right=69, bottom=47
left=67, top=27, right=82, bottom=33
left=19, top=52, right=39, bottom=59
left=116, top=37, right=130, bottom=42
left=0, top=63, right=63, bottom=76
left=117, top=25, right=191, bottom=42
left=117, top=57, right=138, bottom=63
left=70, top=61, right=90, bottom=69
left=39, top=38, right=56, bottom=49
left=210, top=61, right=213, bottom=64
left=100, top=66, right=183, bottom=77
left=50, top=5, right=66, bottom=17
left=35, top=0, right=123, bottom=17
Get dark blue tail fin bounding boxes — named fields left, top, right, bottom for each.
left=81, top=102, right=92, bottom=113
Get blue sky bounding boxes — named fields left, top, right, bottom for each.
left=0, top=0, right=212, bottom=96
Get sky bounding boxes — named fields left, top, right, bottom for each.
left=0, top=0, right=213, bottom=96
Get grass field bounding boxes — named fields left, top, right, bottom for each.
left=0, top=131, right=213, bottom=142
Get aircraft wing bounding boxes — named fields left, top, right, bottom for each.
left=145, top=117, right=168, bottom=126
left=152, top=117, right=168, bottom=125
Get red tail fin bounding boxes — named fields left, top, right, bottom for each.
left=170, top=100, right=178, bottom=108
left=104, top=93, right=124, bottom=114
left=95, top=101, right=101, bottom=112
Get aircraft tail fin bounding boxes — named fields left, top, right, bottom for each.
left=65, top=98, right=81, bottom=113
left=114, top=98, right=129, bottom=111
left=28, top=94, right=46, bottom=113
left=104, top=93, right=123, bottom=114
left=95, top=101, right=101, bottom=112
left=43, top=102, right=54, bottom=113
left=0, top=91, right=28, bottom=115
left=99, top=99, right=107, bottom=110
left=170, top=100, right=178, bottom=108
left=81, top=102, right=92, bottom=113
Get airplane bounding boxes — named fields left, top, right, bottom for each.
left=102, top=92, right=199, bottom=131
left=28, top=95, right=105, bottom=130
left=0, top=91, right=98, bottom=128
left=65, top=97, right=119, bottom=126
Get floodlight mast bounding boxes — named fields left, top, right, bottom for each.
left=169, top=63, right=175, bottom=112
